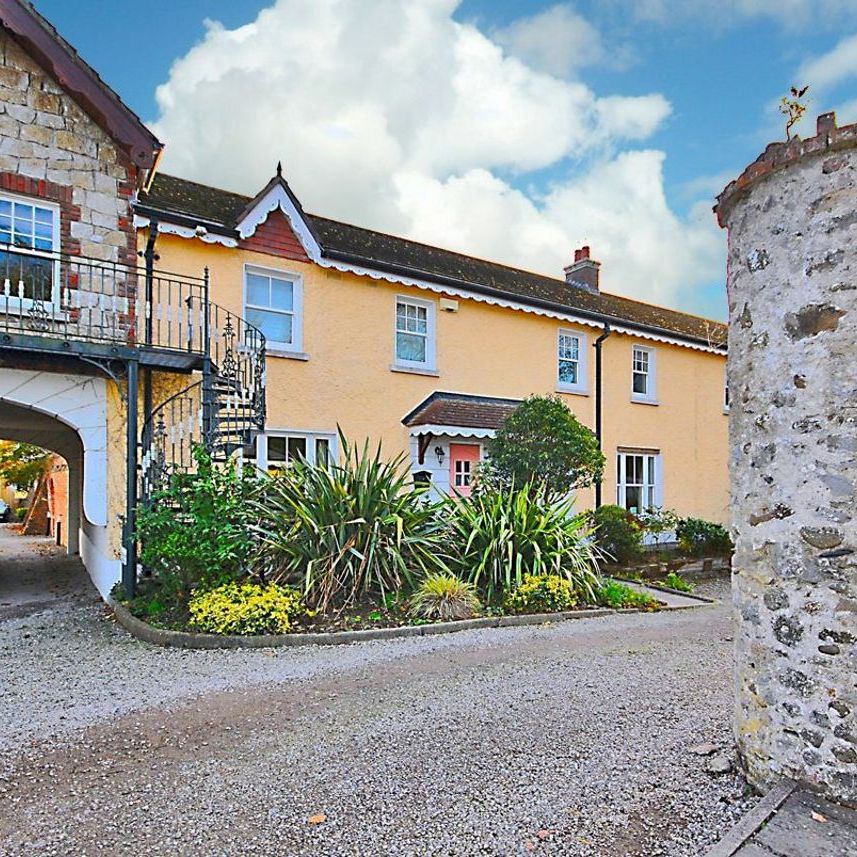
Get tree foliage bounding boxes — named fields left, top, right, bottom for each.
left=0, top=441, right=51, bottom=489
left=483, top=395, right=605, bottom=499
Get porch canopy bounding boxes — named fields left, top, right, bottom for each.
left=402, top=391, right=521, bottom=464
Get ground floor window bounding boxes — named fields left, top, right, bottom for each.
left=616, top=450, right=659, bottom=514
left=254, top=431, right=334, bottom=473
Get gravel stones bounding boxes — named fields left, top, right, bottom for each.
left=0, top=576, right=756, bottom=856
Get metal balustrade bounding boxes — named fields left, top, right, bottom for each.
left=0, top=242, right=207, bottom=353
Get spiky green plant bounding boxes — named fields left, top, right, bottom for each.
left=409, top=573, right=480, bottom=621
left=444, top=484, right=602, bottom=603
left=251, top=431, right=447, bottom=611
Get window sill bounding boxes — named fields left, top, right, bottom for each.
left=555, top=385, right=589, bottom=397
left=266, top=348, right=309, bottom=361
left=390, top=363, right=439, bottom=377
left=723, top=407, right=730, bottom=415
left=631, top=396, right=659, bottom=406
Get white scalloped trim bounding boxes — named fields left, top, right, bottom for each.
left=133, top=215, right=238, bottom=248
left=235, top=184, right=322, bottom=260
left=408, top=424, right=497, bottom=439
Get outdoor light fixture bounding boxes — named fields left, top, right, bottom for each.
left=434, top=445, right=445, bottom=466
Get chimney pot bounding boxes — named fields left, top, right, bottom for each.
left=564, top=246, right=600, bottom=293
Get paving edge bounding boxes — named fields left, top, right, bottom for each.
left=107, top=597, right=705, bottom=650
left=613, top=577, right=718, bottom=603
left=704, top=779, right=796, bottom=857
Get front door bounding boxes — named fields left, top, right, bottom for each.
left=449, top=443, right=480, bottom=497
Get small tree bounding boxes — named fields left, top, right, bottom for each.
left=0, top=441, right=51, bottom=490
left=483, top=395, right=605, bottom=500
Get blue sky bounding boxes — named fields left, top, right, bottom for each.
left=35, top=1, right=857, bottom=320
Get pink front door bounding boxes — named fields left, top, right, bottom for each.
left=449, top=443, right=480, bottom=497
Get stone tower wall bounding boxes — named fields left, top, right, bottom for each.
left=717, top=113, right=857, bottom=802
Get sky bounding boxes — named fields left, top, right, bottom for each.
left=34, top=1, right=857, bottom=320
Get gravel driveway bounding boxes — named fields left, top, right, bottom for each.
left=0, top=533, right=755, bottom=856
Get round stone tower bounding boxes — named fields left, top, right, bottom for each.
left=716, top=113, right=857, bottom=802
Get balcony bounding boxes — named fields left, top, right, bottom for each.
left=0, top=243, right=209, bottom=371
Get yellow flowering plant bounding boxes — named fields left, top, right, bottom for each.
left=188, top=581, right=307, bottom=636
left=504, top=573, right=577, bottom=614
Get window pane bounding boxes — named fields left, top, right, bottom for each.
left=287, top=436, right=306, bottom=462
left=396, top=331, right=426, bottom=363
left=246, top=307, right=293, bottom=344
left=271, top=277, right=294, bottom=311
left=34, top=207, right=53, bottom=225
left=315, top=437, right=330, bottom=466
left=646, top=456, right=655, bottom=486
left=558, top=359, right=578, bottom=385
left=559, top=334, right=579, bottom=360
left=246, top=273, right=270, bottom=307
left=626, top=486, right=642, bottom=513
left=633, top=372, right=648, bottom=395
left=268, top=436, right=287, bottom=462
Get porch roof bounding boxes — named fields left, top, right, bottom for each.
left=402, top=391, right=521, bottom=431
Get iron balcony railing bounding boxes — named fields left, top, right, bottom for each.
left=0, top=242, right=208, bottom=354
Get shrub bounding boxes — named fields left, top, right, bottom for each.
left=676, top=517, right=733, bottom=557
left=252, top=432, right=447, bottom=611
left=188, top=581, right=305, bottom=635
left=662, top=571, right=695, bottom=593
left=409, top=573, right=480, bottom=621
left=637, top=506, right=680, bottom=548
left=504, top=573, right=577, bottom=614
left=445, top=485, right=601, bottom=602
left=588, top=505, right=644, bottom=565
left=483, top=395, right=605, bottom=500
left=595, top=578, right=659, bottom=610
left=136, top=446, right=259, bottom=602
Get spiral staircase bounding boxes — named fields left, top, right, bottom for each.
left=139, top=299, right=266, bottom=505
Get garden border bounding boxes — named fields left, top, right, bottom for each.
left=108, top=596, right=708, bottom=650
left=612, top=577, right=719, bottom=603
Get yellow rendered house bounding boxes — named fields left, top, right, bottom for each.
left=134, top=167, right=729, bottom=522
left=0, top=0, right=726, bottom=599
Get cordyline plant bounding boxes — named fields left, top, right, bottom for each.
left=250, top=431, right=448, bottom=611
left=443, top=482, right=603, bottom=603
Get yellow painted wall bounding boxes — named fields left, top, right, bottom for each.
left=145, top=231, right=729, bottom=523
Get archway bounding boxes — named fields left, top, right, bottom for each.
left=0, top=369, right=116, bottom=595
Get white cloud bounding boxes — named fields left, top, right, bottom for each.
left=150, top=0, right=723, bottom=315
left=626, top=0, right=857, bottom=28
left=493, top=4, right=604, bottom=77
left=799, top=33, right=857, bottom=91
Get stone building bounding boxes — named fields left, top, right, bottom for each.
left=716, top=113, right=857, bottom=803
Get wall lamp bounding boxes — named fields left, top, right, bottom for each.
left=434, top=446, right=445, bottom=466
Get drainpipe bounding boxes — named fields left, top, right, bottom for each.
left=141, top=218, right=160, bottom=427
left=593, top=323, right=612, bottom=508
left=124, top=358, right=139, bottom=598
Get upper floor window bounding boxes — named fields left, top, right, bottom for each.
left=724, top=367, right=730, bottom=412
left=395, top=295, right=436, bottom=371
left=0, top=193, right=59, bottom=306
left=244, top=265, right=302, bottom=352
left=557, top=329, right=587, bottom=393
left=631, top=345, right=657, bottom=402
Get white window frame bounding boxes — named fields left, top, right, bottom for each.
left=631, top=345, right=657, bottom=403
left=556, top=328, right=588, bottom=394
left=255, top=429, right=337, bottom=471
left=0, top=191, right=61, bottom=310
left=243, top=263, right=303, bottom=354
left=616, top=450, right=662, bottom=513
left=723, top=365, right=730, bottom=413
left=394, top=294, right=436, bottom=371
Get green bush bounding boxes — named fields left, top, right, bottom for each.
left=588, top=505, right=644, bottom=565
left=136, top=447, right=259, bottom=602
left=409, top=573, right=480, bottom=621
left=595, top=578, right=659, bottom=610
left=504, top=573, right=577, bottom=614
left=444, top=484, right=601, bottom=602
left=252, top=432, right=447, bottom=611
left=662, top=571, right=695, bottom=592
left=483, top=395, right=605, bottom=500
left=637, top=506, right=680, bottom=548
left=676, top=517, right=733, bottom=557
left=188, top=581, right=305, bottom=635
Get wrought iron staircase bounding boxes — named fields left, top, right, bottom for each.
left=140, top=301, right=266, bottom=502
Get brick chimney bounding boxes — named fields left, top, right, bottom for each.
left=564, top=245, right=600, bottom=293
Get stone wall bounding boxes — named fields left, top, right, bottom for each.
left=0, top=29, right=136, bottom=265
left=717, top=114, right=857, bottom=803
